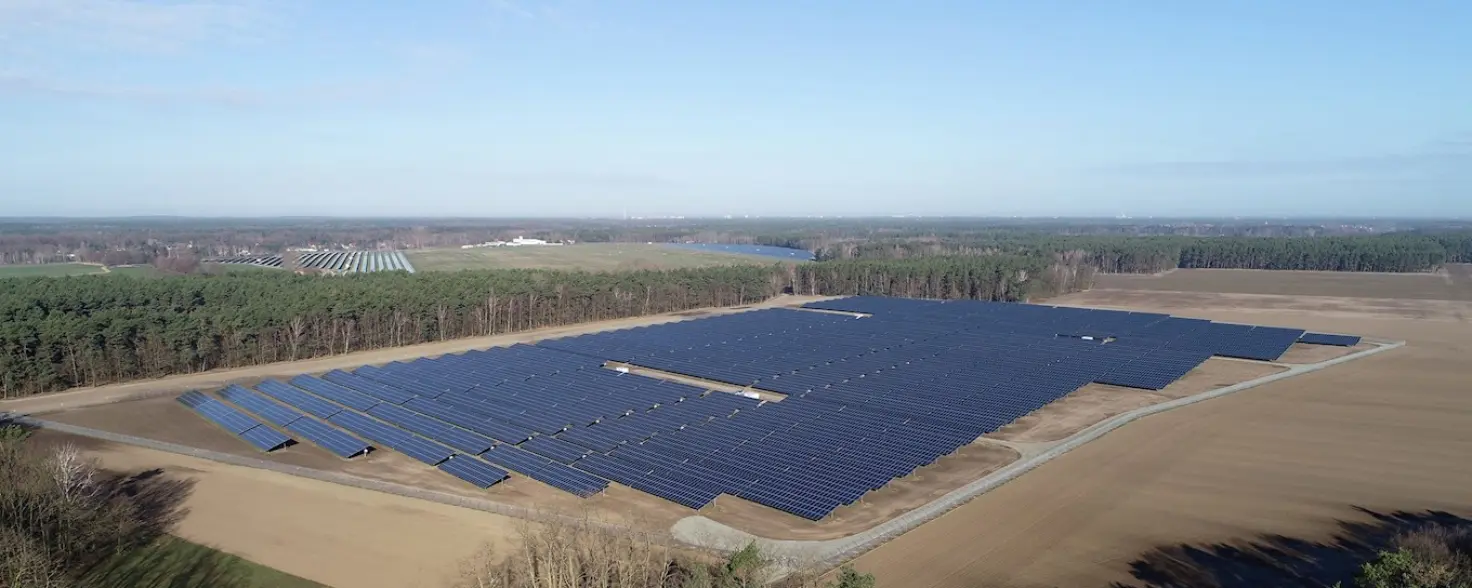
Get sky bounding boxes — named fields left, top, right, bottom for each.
left=0, top=1, right=1468, bottom=218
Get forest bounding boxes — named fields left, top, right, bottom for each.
left=816, top=232, right=1472, bottom=273
left=0, top=256, right=1087, bottom=397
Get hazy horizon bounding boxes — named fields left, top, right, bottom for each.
left=2, top=1, right=1468, bottom=217
left=1, top=214, right=1468, bottom=222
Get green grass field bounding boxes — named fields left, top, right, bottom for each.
left=0, top=263, right=109, bottom=278
left=84, top=535, right=324, bottom=588
left=408, top=243, right=783, bottom=272
left=106, top=264, right=164, bottom=278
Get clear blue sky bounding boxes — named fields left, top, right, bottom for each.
left=1, top=1, right=1468, bottom=217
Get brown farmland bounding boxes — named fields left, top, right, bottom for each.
left=1095, top=267, right=1472, bottom=301
left=852, top=276, right=1472, bottom=588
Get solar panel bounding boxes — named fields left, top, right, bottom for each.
left=177, top=391, right=295, bottom=452
left=177, top=390, right=210, bottom=409
left=255, top=380, right=344, bottom=419
left=329, top=411, right=454, bottom=465
left=289, top=375, right=381, bottom=411
left=285, top=417, right=371, bottom=458
left=521, top=436, right=589, bottom=464
left=191, top=398, right=260, bottom=434
left=480, top=446, right=608, bottom=497
left=1300, top=332, right=1362, bottom=346
left=437, top=455, right=510, bottom=488
left=322, top=370, right=417, bottom=404
left=366, top=403, right=495, bottom=454
left=218, top=385, right=303, bottom=427
left=239, top=425, right=292, bottom=452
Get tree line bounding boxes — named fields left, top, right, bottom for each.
left=816, top=232, right=1472, bottom=273
left=7, top=217, right=1466, bottom=269
left=0, top=254, right=1095, bottom=398
left=793, top=255, right=1094, bottom=301
left=454, top=518, right=875, bottom=588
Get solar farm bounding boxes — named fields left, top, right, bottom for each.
left=165, top=295, right=1363, bottom=524
left=207, top=250, right=415, bottom=273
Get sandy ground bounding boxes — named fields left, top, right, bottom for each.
left=1095, top=267, right=1472, bottom=301
left=700, top=442, right=1020, bottom=541
left=852, top=280, right=1472, bottom=587
left=1, top=295, right=832, bottom=415
left=1277, top=341, right=1375, bottom=364
left=29, top=430, right=525, bottom=588
left=987, top=358, right=1285, bottom=444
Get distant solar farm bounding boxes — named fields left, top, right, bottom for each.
left=208, top=250, right=415, bottom=274
left=170, top=296, right=1362, bottom=522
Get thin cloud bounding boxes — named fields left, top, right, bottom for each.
left=0, top=69, right=438, bottom=107
left=488, top=0, right=537, bottom=19
left=0, top=0, right=273, bottom=53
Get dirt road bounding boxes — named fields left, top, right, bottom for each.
left=2, top=295, right=831, bottom=415
left=851, top=290, right=1472, bottom=587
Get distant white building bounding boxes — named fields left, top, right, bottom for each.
left=460, top=237, right=561, bottom=249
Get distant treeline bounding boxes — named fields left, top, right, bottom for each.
left=0, top=256, right=1089, bottom=397
left=793, top=254, right=1094, bottom=301
left=4, top=217, right=1463, bottom=267
left=817, top=232, right=1472, bottom=273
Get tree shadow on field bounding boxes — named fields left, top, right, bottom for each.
left=80, top=470, right=263, bottom=588
left=1112, top=508, right=1472, bottom=588
left=82, top=536, right=260, bottom=588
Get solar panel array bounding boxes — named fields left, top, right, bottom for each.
left=1299, top=332, right=1363, bottom=346
left=176, top=295, right=1341, bottom=521
left=296, top=251, right=415, bottom=274
left=204, top=255, right=284, bottom=269
left=177, top=391, right=292, bottom=452
left=218, top=385, right=370, bottom=458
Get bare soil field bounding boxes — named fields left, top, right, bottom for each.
left=30, top=430, right=525, bottom=588
left=853, top=287, right=1472, bottom=588
left=1, top=294, right=832, bottom=416
left=1094, top=267, right=1472, bottom=301
left=1278, top=341, right=1375, bottom=364
left=987, top=358, right=1286, bottom=444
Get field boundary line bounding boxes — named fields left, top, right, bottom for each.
left=670, top=339, right=1407, bottom=569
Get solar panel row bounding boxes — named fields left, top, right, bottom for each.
left=327, top=411, right=455, bottom=466
left=176, top=391, right=291, bottom=452
left=1299, top=332, right=1362, bottom=346
left=437, top=455, right=510, bottom=489
left=218, top=384, right=371, bottom=458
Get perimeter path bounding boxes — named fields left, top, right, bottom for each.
left=670, top=339, right=1406, bottom=568
left=1, top=294, right=835, bottom=416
